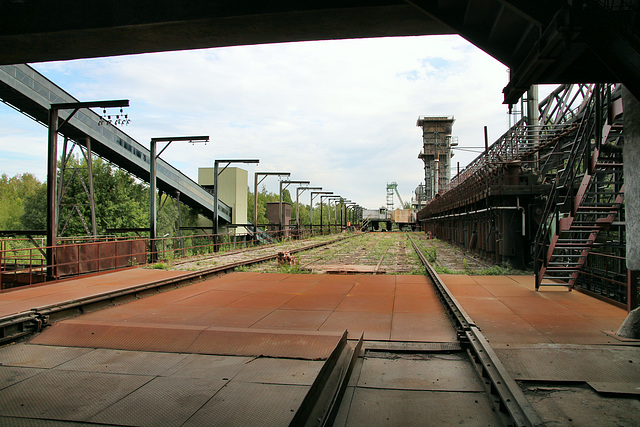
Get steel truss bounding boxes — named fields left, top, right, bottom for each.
left=418, top=83, right=633, bottom=307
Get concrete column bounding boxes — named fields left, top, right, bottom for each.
left=623, top=86, right=640, bottom=271
left=623, top=86, right=640, bottom=319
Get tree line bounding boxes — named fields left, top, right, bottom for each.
left=1, top=155, right=352, bottom=238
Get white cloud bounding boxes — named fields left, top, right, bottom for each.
left=2, top=35, right=515, bottom=209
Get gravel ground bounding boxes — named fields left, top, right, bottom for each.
left=157, top=231, right=526, bottom=275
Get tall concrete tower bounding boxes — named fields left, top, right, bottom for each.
left=417, top=116, right=455, bottom=201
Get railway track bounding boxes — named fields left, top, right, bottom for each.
left=1, top=232, right=542, bottom=426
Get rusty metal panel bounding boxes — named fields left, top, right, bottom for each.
left=132, top=239, right=147, bottom=266
left=187, top=328, right=341, bottom=359
left=32, top=320, right=342, bottom=360
left=99, top=242, right=116, bottom=271
left=115, top=240, right=132, bottom=268
left=78, top=243, right=99, bottom=274
left=55, top=245, right=78, bottom=277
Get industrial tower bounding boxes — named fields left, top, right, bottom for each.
left=417, top=116, right=455, bottom=201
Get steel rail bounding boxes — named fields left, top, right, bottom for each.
left=407, top=234, right=544, bottom=427
left=0, top=234, right=357, bottom=345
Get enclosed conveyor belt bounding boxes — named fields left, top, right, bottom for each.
left=0, top=64, right=231, bottom=223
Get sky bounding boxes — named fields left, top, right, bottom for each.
left=0, top=35, right=521, bottom=209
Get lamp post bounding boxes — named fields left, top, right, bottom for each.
left=345, top=202, right=357, bottom=228
left=341, top=200, right=353, bottom=229
left=47, top=99, right=129, bottom=276
left=279, top=180, right=310, bottom=231
left=214, top=159, right=259, bottom=248
left=254, top=172, right=290, bottom=237
left=296, top=187, right=322, bottom=230
left=310, top=191, right=332, bottom=233
left=320, top=194, right=337, bottom=234
left=326, top=196, right=341, bottom=232
left=150, top=135, right=209, bottom=262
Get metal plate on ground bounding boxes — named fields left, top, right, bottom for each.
left=357, top=354, right=485, bottom=392
left=182, top=381, right=309, bottom=427
left=54, top=348, right=188, bottom=376
left=187, top=328, right=342, bottom=359
left=30, top=320, right=206, bottom=353
left=89, top=376, right=227, bottom=427
left=343, top=388, right=502, bottom=426
left=0, top=343, right=93, bottom=368
left=364, top=341, right=462, bottom=352
left=232, top=357, right=323, bottom=386
left=160, top=353, right=253, bottom=380
left=0, top=369, right=152, bottom=422
left=522, top=384, right=640, bottom=426
left=496, top=346, right=640, bottom=384
left=31, top=321, right=343, bottom=359
left=0, top=365, right=46, bottom=390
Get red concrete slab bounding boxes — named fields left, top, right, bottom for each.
left=280, top=293, right=346, bottom=311
left=226, top=292, right=296, bottom=309
left=393, top=295, right=444, bottom=313
left=335, top=294, right=394, bottom=313
left=250, top=309, right=332, bottom=331
left=320, top=311, right=392, bottom=341
left=390, top=312, right=457, bottom=342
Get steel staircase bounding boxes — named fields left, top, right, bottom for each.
left=535, top=85, right=625, bottom=290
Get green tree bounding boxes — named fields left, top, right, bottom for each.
left=0, top=172, right=44, bottom=230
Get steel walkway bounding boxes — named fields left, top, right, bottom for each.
left=0, top=64, right=231, bottom=223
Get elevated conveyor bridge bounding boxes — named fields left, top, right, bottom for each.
left=0, top=64, right=231, bottom=225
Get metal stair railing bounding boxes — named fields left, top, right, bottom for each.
left=534, top=85, right=602, bottom=289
